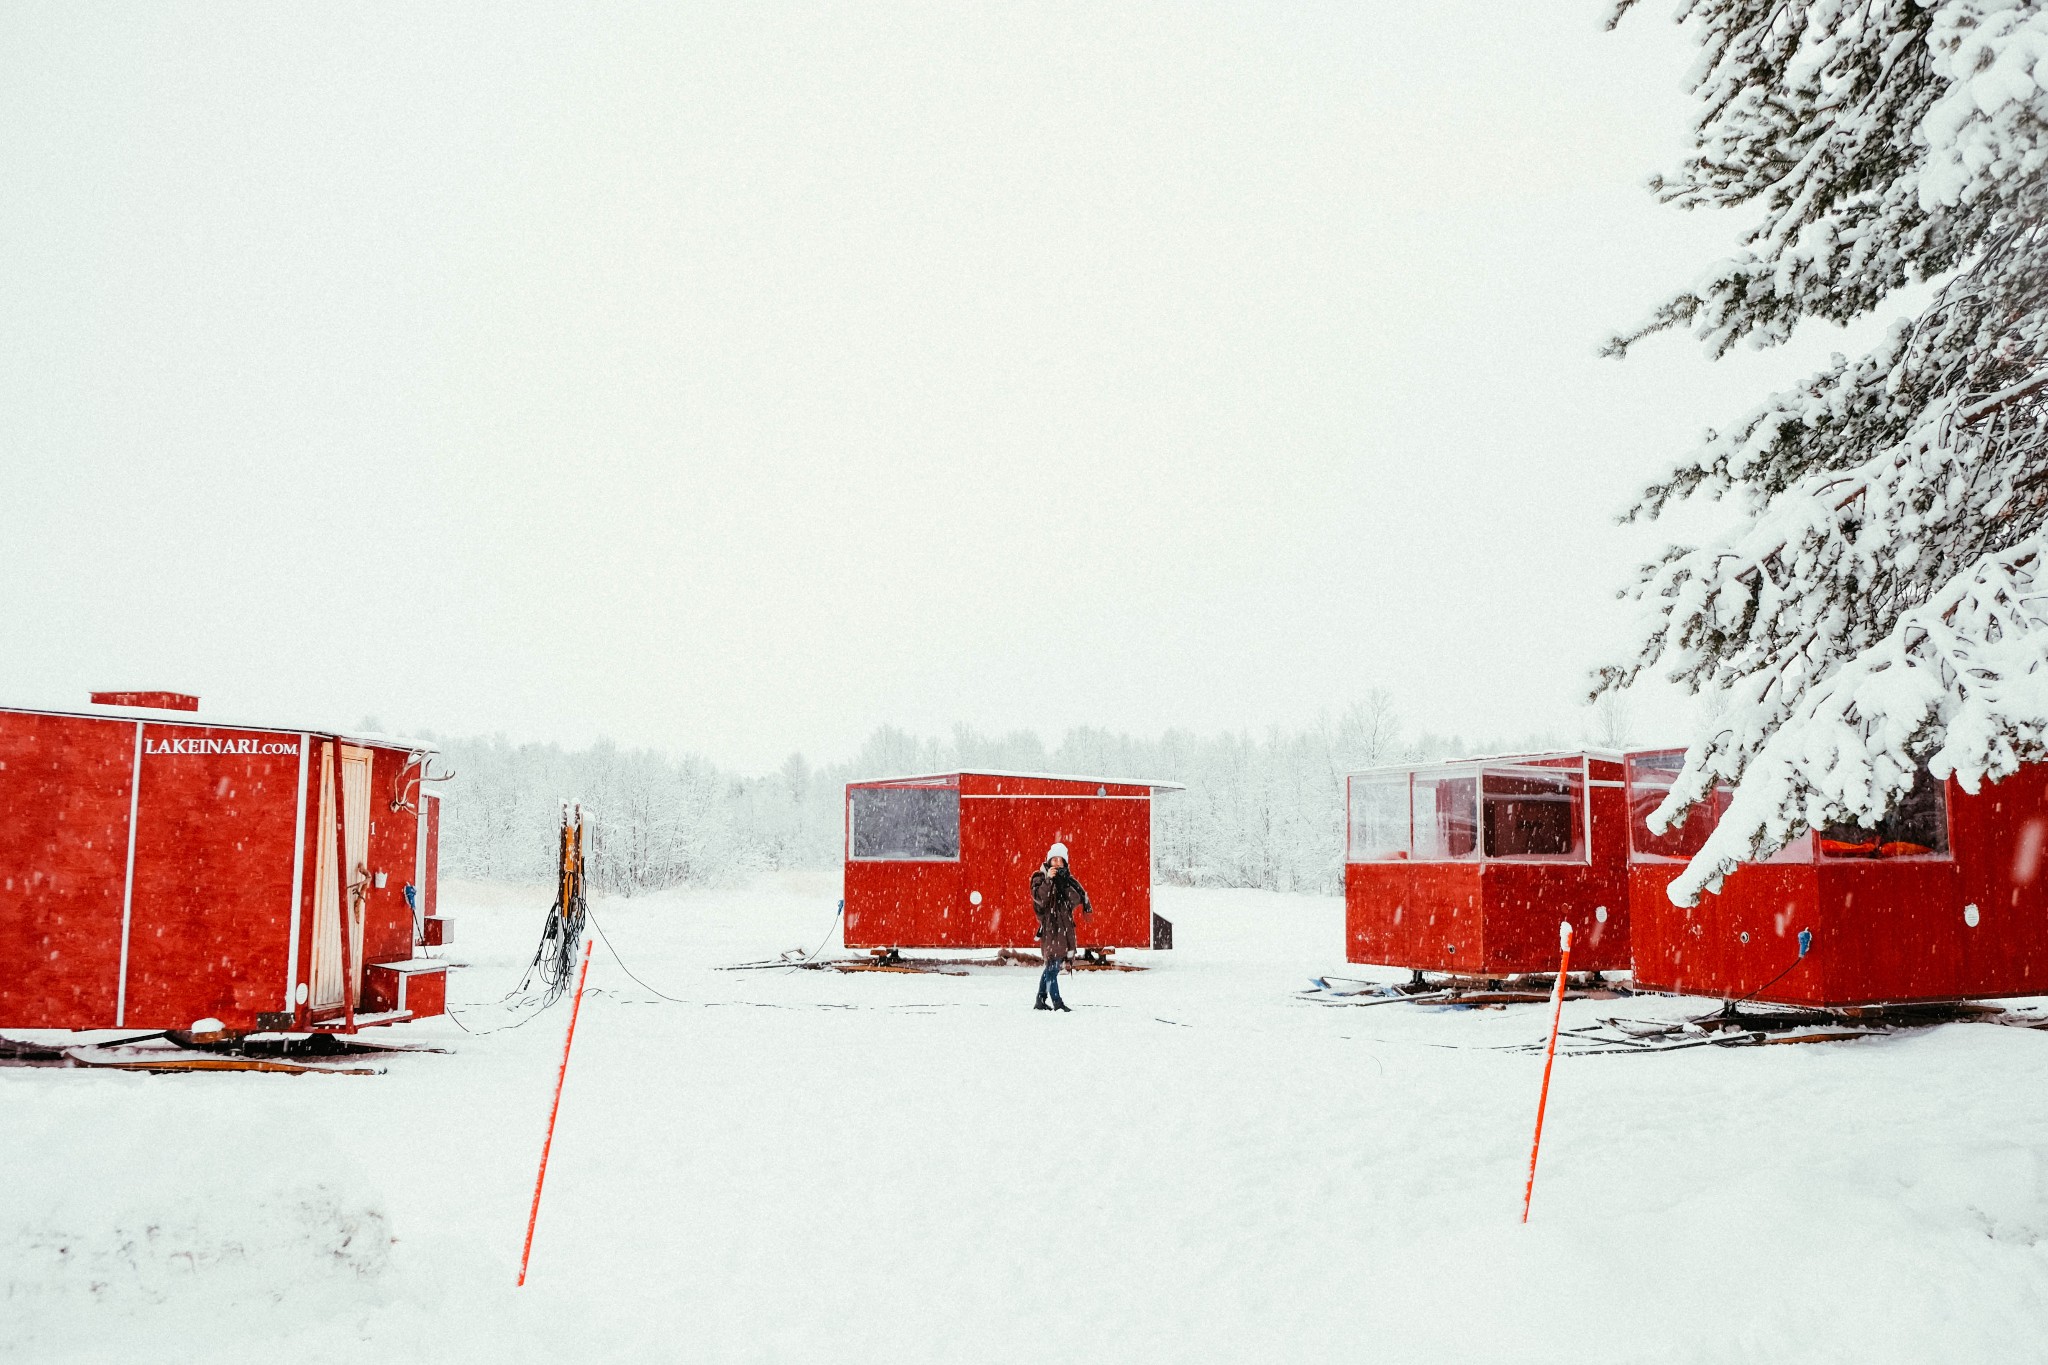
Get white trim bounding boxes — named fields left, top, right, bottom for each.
left=852, top=768, right=1186, bottom=792
left=0, top=700, right=437, bottom=754
left=1345, top=749, right=1623, bottom=780
left=284, top=733, right=310, bottom=1011
left=413, top=784, right=429, bottom=952
left=959, top=793, right=1152, bottom=802
left=114, top=722, right=143, bottom=1027
left=1582, top=754, right=1594, bottom=864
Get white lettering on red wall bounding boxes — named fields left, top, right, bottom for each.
left=143, top=737, right=300, bottom=757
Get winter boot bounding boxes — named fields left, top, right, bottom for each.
left=1052, top=1000, right=1071, bottom=1013
left=1034, top=997, right=1052, bottom=1010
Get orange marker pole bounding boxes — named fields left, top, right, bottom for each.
left=1521, top=920, right=1572, bottom=1224
left=518, top=935, right=595, bottom=1286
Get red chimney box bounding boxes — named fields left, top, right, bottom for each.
left=90, top=691, right=199, bottom=712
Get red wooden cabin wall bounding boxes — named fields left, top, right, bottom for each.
left=1345, top=863, right=1485, bottom=973
left=843, top=774, right=1155, bottom=951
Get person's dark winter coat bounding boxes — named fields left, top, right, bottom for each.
left=1031, top=868, right=1091, bottom=964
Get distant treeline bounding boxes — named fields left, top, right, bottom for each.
left=426, top=693, right=1619, bottom=896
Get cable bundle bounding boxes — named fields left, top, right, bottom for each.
left=520, top=803, right=590, bottom=1006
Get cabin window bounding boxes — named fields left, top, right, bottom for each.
left=850, top=785, right=961, bottom=860
left=1819, top=768, right=1950, bottom=859
left=1413, top=773, right=1479, bottom=860
left=1348, top=774, right=1411, bottom=861
left=1626, top=750, right=1727, bottom=862
left=1482, top=766, right=1583, bottom=859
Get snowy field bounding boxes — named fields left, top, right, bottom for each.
left=6, top=875, right=2048, bottom=1363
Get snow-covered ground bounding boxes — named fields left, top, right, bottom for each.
left=6, top=875, right=2047, bottom=1363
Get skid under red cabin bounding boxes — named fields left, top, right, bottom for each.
left=1344, top=752, right=1631, bottom=975
left=1626, top=750, right=2048, bottom=1006
left=0, top=695, right=450, bottom=1034
left=843, top=770, right=1181, bottom=952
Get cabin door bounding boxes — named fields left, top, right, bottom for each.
left=309, top=743, right=374, bottom=1011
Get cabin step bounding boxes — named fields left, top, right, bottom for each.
left=364, top=960, right=450, bottom=1020
left=308, top=1009, right=414, bottom=1032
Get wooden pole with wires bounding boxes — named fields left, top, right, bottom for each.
left=1521, top=920, right=1572, bottom=1224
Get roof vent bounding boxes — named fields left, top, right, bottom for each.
left=90, top=691, right=199, bottom=712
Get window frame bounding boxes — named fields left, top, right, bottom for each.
left=1346, top=756, right=1593, bottom=866
left=845, top=779, right=964, bottom=863
left=1623, top=751, right=1955, bottom=866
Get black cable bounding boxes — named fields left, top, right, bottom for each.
left=443, top=994, right=559, bottom=1036
left=585, top=902, right=693, bottom=1003
left=781, top=899, right=845, bottom=973
left=1713, top=928, right=1816, bottom=1016
left=518, top=881, right=587, bottom=1006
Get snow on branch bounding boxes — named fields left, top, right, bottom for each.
left=1666, top=527, right=2048, bottom=902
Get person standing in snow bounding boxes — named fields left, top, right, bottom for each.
left=1030, top=842, right=1091, bottom=1012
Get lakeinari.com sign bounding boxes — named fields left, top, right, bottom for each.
left=145, top=736, right=300, bottom=757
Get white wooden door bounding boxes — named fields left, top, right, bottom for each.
left=310, top=743, right=374, bottom=1010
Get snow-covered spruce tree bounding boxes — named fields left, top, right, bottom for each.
left=1600, top=0, right=2048, bottom=903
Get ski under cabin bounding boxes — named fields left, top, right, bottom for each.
left=1626, top=750, right=2048, bottom=1007
left=1343, top=751, right=1631, bottom=976
left=0, top=694, right=450, bottom=1034
left=842, top=770, right=1182, bottom=955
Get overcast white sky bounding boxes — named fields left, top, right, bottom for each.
left=0, top=3, right=1899, bottom=772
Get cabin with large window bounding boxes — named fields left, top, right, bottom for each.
left=1343, top=751, right=1631, bottom=975
left=1627, top=750, right=2048, bottom=1006
left=842, top=771, right=1181, bottom=953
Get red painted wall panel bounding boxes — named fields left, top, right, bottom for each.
left=0, top=714, right=137, bottom=1028
left=1950, top=764, right=2048, bottom=1000
left=422, top=792, right=441, bottom=920
left=843, top=858, right=962, bottom=947
left=843, top=775, right=1156, bottom=951
left=1630, top=863, right=1823, bottom=1002
left=406, top=969, right=446, bottom=1018
left=122, top=724, right=305, bottom=1031
left=1344, top=863, right=1486, bottom=973
left=1480, top=861, right=1630, bottom=972
left=358, top=747, right=419, bottom=971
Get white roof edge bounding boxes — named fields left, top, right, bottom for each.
left=0, top=700, right=439, bottom=753
left=1344, top=748, right=1627, bottom=778
left=848, top=768, right=1186, bottom=792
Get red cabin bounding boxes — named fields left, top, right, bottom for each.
left=1343, top=751, right=1631, bottom=975
left=0, top=695, right=449, bottom=1034
left=843, top=770, right=1181, bottom=953
left=1626, top=750, right=2048, bottom=1006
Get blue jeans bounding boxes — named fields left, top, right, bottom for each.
left=1038, top=958, right=1064, bottom=1007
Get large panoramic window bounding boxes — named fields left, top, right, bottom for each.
left=1819, top=767, right=1950, bottom=859
left=1625, top=750, right=1727, bottom=862
left=849, top=784, right=960, bottom=860
left=1482, top=766, right=1583, bottom=859
left=1412, top=772, right=1479, bottom=860
left=1348, top=774, right=1411, bottom=861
